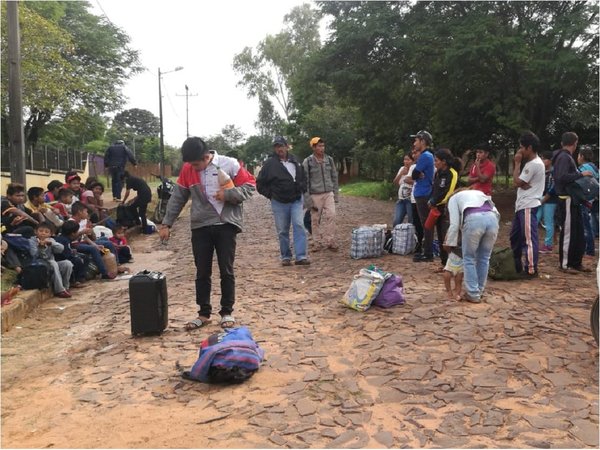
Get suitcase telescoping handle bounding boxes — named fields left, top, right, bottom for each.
left=135, top=270, right=164, bottom=280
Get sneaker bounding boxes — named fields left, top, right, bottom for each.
left=281, top=259, right=292, bottom=267
left=539, top=245, right=553, bottom=254
left=294, top=259, right=311, bottom=266
left=70, top=281, right=86, bottom=289
left=56, top=290, right=72, bottom=298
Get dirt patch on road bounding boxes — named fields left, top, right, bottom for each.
left=1, top=193, right=598, bottom=448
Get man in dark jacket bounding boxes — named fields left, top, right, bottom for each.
left=257, top=136, right=310, bottom=266
left=104, top=139, right=137, bottom=202
left=552, top=131, right=595, bottom=272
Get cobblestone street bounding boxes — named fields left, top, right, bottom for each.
left=1, top=194, right=598, bottom=448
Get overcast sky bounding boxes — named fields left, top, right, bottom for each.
left=90, top=0, right=311, bottom=147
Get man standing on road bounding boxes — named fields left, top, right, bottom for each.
left=257, top=136, right=310, bottom=266
left=552, top=131, right=594, bottom=272
left=466, top=143, right=496, bottom=196
left=409, top=130, right=435, bottom=262
left=104, top=139, right=137, bottom=202
left=510, top=131, right=546, bottom=278
left=302, top=137, right=339, bottom=252
left=158, top=137, right=256, bottom=330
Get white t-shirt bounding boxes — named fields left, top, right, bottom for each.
left=515, top=155, right=545, bottom=211
left=282, top=160, right=296, bottom=180
left=396, top=165, right=414, bottom=200
left=407, top=164, right=416, bottom=203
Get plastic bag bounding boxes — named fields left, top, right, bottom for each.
left=340, top=268, right=385, bottom=312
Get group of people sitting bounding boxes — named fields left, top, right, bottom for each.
left=392, top=130, right=598, bottom=303
left=1, top=171, right=137, bottom=299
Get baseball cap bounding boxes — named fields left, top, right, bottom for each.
left=410, top=130, right=433, bottom=144
left=66, top=174, right=81, bottom=183
left=310, top=137, right=323, bottom=146
left=273, top=136, right=288, bottom=146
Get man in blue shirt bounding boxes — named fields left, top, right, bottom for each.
left=409, top=130, right=435, bottom=262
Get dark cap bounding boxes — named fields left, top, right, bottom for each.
left=273, top=136, right=288, bottom=146
left=410, top=130, right=433, bottom=145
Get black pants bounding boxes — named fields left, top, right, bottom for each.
left=435, top=205, right=449, bottom=266
left=130, top=197, right=149, bottom=231
left=109, top=166, right=125, bottom=200
left=557, top=197, right=585, bottom=269
left=191, top=224, right=238, bottom=318
left=415, top=197, right=433, bottom=257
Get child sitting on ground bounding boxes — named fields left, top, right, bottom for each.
left=109, top=225, right=133, bottom=263
left=443, top=247, right=464, bottom=301
left=54, top=188, right=74, bottom=219
left=28, top=223, right=73, bottom=298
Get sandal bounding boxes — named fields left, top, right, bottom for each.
left=185, top=316, right=211, bottom=331
left=220, top=315, right=236, bottom=329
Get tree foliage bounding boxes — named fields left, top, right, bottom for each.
left=316, top=1, right=598, bottom=153
left=112, top=108, right=160, bottom=138
left=233, top=4, right=322, bottom=134
left=1, top=1, right=142, bottom=147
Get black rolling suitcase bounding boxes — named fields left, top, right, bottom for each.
left=129, top=270, right=168, bottom=335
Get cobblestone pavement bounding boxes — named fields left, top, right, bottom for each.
left=1, top=194, right=598, bottom=448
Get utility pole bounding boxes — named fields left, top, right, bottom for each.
left=176, top=84, right=197, bottom=138
left=7, top=1, right=26, bottom=185
left=158, top=66, right=183, bottom=178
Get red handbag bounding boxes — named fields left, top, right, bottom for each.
left=424, top=207, right=441, bottom=230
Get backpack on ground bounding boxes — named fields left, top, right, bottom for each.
left=392, top=223, right=417, bottom=255
left=18, top=259, right=51, bottom=290
left=350, top=225, right=385, bottom=259
left=488, top=247, right=520, bottom=281
left=181, top=327, right=264, bottom=384
left=340, top=268, right=385, bottom=312
left=116, top=204, right=139, bottom=228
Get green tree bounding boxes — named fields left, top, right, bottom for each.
left=317, top=1, right=598, bottom=152
left=112, top=108, right=160, bottom=138
left=221, top=124, right=246, bottom=149
left=39, top=108, right=107, bottom=149
left=233, top=4, right=322, bottom=131
left=242, top=135, right=273, bottom=167
left=1, top=1, right=142, bottom=147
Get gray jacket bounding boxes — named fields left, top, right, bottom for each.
left=163, top=152, right=255, bottom=232
left=28, top=237, right=64, bottom=261
left=302, top=154, right=339, bottom=202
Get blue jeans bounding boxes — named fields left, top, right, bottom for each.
left=581, top=206, right=595, bottom=256
left=74, top=243, right=108, bottom=276
left=393, top=199, right=413, bottom=227
left=271, top=198, right=307, bottom=261
left=536, top=202, right=556, bottom=247
left=462, top=211, right=499, bottom=301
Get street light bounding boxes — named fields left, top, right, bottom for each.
left=158, top=65, right=183, bottom=178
